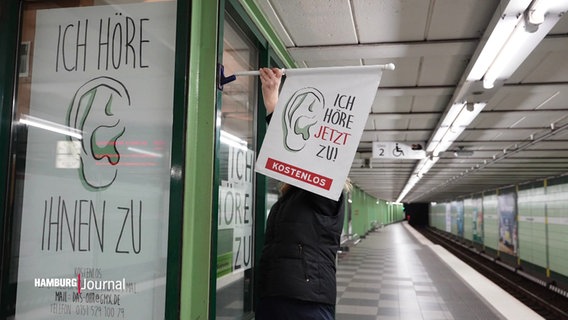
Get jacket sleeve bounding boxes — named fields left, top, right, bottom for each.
left=305, top=190, right=344, bottom=217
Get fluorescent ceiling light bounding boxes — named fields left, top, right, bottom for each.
left=453, top=102, right=486, bottom=127
left=416, top=156, right=439, bottom=178
left=396, top=0, right=568, bottom=203
left=467, top=14, right=521, bottom=81
left=432, top=134, right=460, bottom=157
left=441, top=102, right=466, bottom=127
left=527, top=0, right=547, bottom=25
left=467, top=0, right=533, bottom=81
left=19, top=114, right=82, bottom=140
left=396, top=174, right=420, bottom=203
left=480, top=1, right=568, bottom=89
left=397, top=101, right=486, bottom=201
left=426, top=126, right=449, bottom=152
left=430, top=102, right=486, bottom=156
left=427, top=102, right=468, bottom=153
left=454, top=149, right=474, bottom=157
left=483, top=17, right=535, bottom=89
left=528, top=0, right=568, bottom=25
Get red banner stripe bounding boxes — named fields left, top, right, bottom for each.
left=265, top=158, right=333, bottom=190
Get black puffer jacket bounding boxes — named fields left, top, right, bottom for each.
left=257, top=186, right=345, bottom=305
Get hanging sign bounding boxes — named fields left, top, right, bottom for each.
left=15, top=2, right=176, bottom=319
left=256, top=65, right=385, bottom=200
left=372, top=141, right=426, bottom=159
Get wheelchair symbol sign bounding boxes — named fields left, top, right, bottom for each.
left=372, top=141, right=426, bottom=159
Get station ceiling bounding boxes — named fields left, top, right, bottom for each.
left=254, top=0, right=568, bottom=203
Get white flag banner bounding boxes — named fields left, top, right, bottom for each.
left=256, top=65, right=384, bottom=200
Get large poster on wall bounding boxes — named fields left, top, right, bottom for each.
left=453, top=201, right=464, bottom=238
left=15, top=2, right=176, bottom=319
left=445, top=203, right=452, bottom=232
left=472, top=197, right=483, bottom=244
left=498, top=191, right=518, bottom=255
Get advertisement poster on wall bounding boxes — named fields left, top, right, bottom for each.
left=498, top=191, right=518, bottom=255
left=445, top=203, right=452, bottom=232
left=472, top=197, right=484, bottom=244
left=453, top=201, right=464, bottom=238
left=15, top=2, right=176, bottom=319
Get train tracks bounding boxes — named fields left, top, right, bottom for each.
left=416, top=227, right=568, bottom=320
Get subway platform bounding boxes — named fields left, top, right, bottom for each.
left=335, top=222, right=543, bottom=320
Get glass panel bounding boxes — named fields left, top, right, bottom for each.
left=7, top=0, right=177, bottom=319
left=484, top=194, right=499, bottom=250
left=263, top=59, right=282, bottom=220
left=265, top=178, right=279, bottom=218
left=215, top=15, right=258, bottom=319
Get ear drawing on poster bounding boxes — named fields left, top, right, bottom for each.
left=66, top=76, right=131, bottom=191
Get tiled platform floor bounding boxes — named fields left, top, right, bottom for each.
left=335, top=222, right=540, bottom=320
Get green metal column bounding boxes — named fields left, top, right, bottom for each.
left=252, top=47, right=271, bottom=310
left=179, top=0, right=219, bottom=318
left=0, top=0, right=19, bottom=238
left=165, top=0, right=192, bottom=318
left=0, top=0, right=20, bottom=314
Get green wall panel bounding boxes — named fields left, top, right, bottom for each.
left=428, top=177, right=568, bottom=280
left=464, top=198, right=474, bottom=241
left=547, top=183, right=568, bottom=275
left=347, top=185, right=399, bottom=237
left=429, top=203, right=446, bottom=231
left=548, top=224, right=568, bottom=275
left=377, top=200, right=387, bottom=225
left=483, top=194, right=499, bottom=251
left=351, top=188, right=365, bottom=236
left=394, top=204, right=404, bottom=222
left=180, top=0, right=218, bottom=319
left=518, top=187, right=547, bottom=268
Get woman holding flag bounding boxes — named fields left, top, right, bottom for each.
left=255, top=67, right=347, bottom=320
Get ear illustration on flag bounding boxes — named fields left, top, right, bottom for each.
left=282, top=87, right=325, bottom=151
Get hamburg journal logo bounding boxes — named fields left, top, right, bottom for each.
left=34, top=275, right=126, bottom=294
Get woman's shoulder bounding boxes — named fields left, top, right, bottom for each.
left=286, top=187, right=343, bottom=216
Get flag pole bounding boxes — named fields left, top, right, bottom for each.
left=233, top=63, right=395, bottom=77
left=217, top=63, right=395, bottom=90
left=234, top=70, right=283, bottom=76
